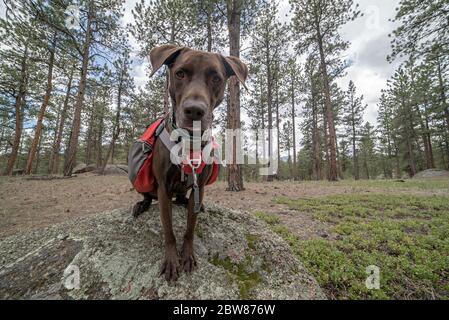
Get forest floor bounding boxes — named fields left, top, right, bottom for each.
left=0, top=174, right=448, bottom=299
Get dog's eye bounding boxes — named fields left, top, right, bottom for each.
left=175, top=70, right=185, bottom=79
left=212, top=76, right=222, bottom=84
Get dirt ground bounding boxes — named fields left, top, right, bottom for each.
left=0, top=173, right=447, bottom=239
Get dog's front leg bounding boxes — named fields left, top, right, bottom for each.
left=158, top=185, right=180, bottom=281
left=181, top=186, right=204, bottom=273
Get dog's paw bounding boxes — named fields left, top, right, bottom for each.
left=132, top=200, right=151, bottom=218
left=181, top=244, right=197, bottom=274
left=159, top=251, right=181, bottom=281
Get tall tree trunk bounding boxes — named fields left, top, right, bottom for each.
left=336, top=139, right=344, bottom=179
left=287, top=131, right=292, bottom=178
left=101, top=74, right=123, bottom=174
left=265, top=27, right=274, bottom=182
left=316, top=27, right=338, bottom=181
left=33, top=134, right=43, bottom=174
left=16, top=136, right=24, bottom=171
left=49, top=65, right=74, bottom=174
left=48, top=105, right=60, bottom=173
left=25, top=33, right=57, bottom=174
left=323, top=107, right=330, bottom=180
left=351, top=107, right=360, bottom=180
left=226, top=0, right=244, bottom=191
left=64, top=11, right=92, bottom=176
left=423, top=109, right=435, bottom=168
left=385, top=123, right=393, bottom=178
left=206, top=3, right=213, bottom=52
left=4, top=44, right=28, bottom=176
left=85, top=103, right=95, bottom=165
left=0, top=111, right=6, bottom=149
left=291, top=74, right=297, bottom=179
left=96, top=103, right=104, bottom=168
left=311, top=81, right=321, bottom=180
left=163, top=19, right=177, bottom=115
left=406, top=135, right=416, bottom=177
left=393, top=138, right=401, bottom=178
left=444, top=135, right=449, bottom=170
left=406, top=105, right=417, bottom=176
left=275, top=77, right=280, bottom=180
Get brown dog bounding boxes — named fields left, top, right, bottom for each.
left=132, top=45, right=247, bottom=281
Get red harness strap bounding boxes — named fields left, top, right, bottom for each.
left=129, top=119, right=220, bottom=194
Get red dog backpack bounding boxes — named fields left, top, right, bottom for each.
left=128, top=119, right=220, bottom=194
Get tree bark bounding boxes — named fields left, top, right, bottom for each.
left=48, top=105, right=60, bottom=171
left=316, top=26, right=338, bottom=181
left=323, top=106, right=330, bottom=180
left=226, top=0, right=244, bottom=191
left=291, top=73, right=297, bottom=179
left=64, top=11, right=92, bottom=176
left=85, top=101, right=96, bottom=165
left=25, top=33, right=57, bottom=175
left=101, top=72, right=123, bottom=174
left=311, top=80, right=321, bottom=180
left=164, top=19, right=176, bottom=115
left=275, top=76, right=280, bottom=180
left=423, top=108, right=435, bottom=168
left=33, top=133, right=43, bottom=174
left=265, top=23, right=274, bottom=182
left=393, top=138, right=401, bottom=178
left=336, top=139, right=344, bottom=179
left=96, top=102, right=104, bottom=168
left=206, top=3, right=213, bottom=52
left=4, top=44, right=28, bottom=176
left=406, top=134, right=416, bottom=177
left=350, top=98, right=360, bottom=180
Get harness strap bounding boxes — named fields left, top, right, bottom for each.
left=158, top=125, right=179, bottom=151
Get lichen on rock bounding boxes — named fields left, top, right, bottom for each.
left=0, top=204, right=325, bottom=300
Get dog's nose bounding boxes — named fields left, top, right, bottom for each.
left=183, top=100, right=206, bottom=121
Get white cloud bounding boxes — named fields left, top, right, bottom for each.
left=336, top=0, right=402, bottom=125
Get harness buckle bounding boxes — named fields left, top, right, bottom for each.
left=186, top=153, right=202, bottom=170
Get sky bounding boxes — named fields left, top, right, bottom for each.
left=0, top=0, right=403, bottom=126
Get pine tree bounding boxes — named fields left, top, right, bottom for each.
left=389, top=0, right=449, bottom=60
left=377, top=92, right=395, bottom=178
left=342, top=80, right=367, bottom=180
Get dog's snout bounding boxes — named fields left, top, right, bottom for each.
left=183, top=100, right=206, bottom=121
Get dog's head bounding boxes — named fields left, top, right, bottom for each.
left=149, top=45, right=248, bottom=131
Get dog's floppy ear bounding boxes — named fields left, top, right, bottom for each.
left=222, top=56, right=248, bottom=90
left=149, top=44, right=184, bottom=77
